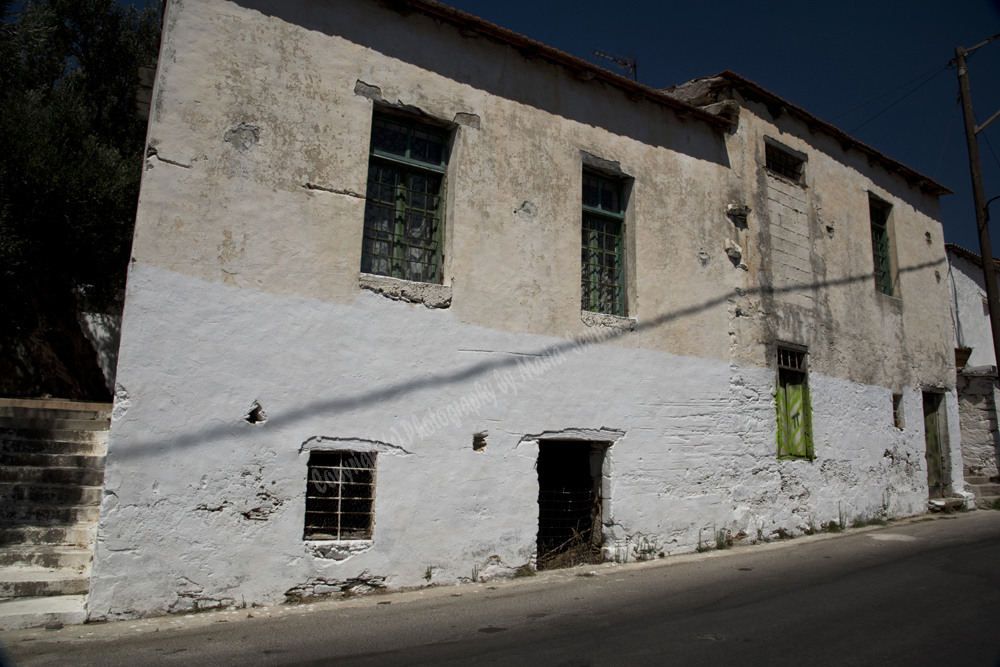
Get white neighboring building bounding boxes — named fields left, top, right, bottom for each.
left=89, top=0, right=968, bottom=620
left=947, top=243, right=1000, bottom=502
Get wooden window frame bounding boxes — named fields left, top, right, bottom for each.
left=869, top=196, right=894, bottom=296
left=304, top=450, right=377, bottom=541
left=581, top=172, right=626, bottom=316
left=764, top=141, right=806, bottom=184
left=361, top=114, right=448, bottom=284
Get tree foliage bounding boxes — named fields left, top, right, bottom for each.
left=0, top=0, right=160, bottom=399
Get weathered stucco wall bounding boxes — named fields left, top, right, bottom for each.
left=91, top=0, right=962, bottom=620
left=949, top=251, right=999, bottom=368
left=948, top=250, right=1000, bottom=478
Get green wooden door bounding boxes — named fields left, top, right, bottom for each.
left=777, top=369, right=813, bottom=459
left=922, top=392, right=945, bottom=498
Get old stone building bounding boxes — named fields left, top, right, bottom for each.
left=85, top=0, right=966, bottom=620
left=946, top=243, right=1000, bottom=506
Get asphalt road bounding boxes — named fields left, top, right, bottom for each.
left=3, top=511, right=1000, bottom=667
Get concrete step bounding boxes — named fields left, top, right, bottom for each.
left=0, top=483, right=103, bottom=506
left=0, top=406, right=109, bottom=421
left=0, top=594, right=87, bottom=631
left=0, top=451, right=106, bottom=469
left=975, top=494, right=1000, bottom=508
left=965, top=475, right=992, bottom=485
left=0, top=397, right=111, bottom=413
left=0, top=568, right=90, bottom=598
left=0, top=466, right=104, bottom=486
left=969, top=482, right=1000, bottom=496
left=0, top=398, right=112, bottom=411
left=0, top=525, right=95, bottom=548
left=0, top=546, right=92, bottom=569
left=0, top=504, right=100, bottom=525
left=0, top=436, right=106, bottom=456
left=0, top=427, right=109, bottom=445
left=0, top=418, right=109, bottom=432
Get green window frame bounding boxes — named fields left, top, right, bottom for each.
left=870, top=198, right=893, bottom=296
left=776, top=347, right=814, bottom=460
left=581, top=172, right=625, bottom=316
left=361, top=115, right=448, bottom=284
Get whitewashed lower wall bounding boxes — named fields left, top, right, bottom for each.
left=89, top=264, right=951, bottom=620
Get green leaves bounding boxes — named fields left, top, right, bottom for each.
left=0, top=0, right=160, bottom=314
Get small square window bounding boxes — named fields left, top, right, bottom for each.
left=304, top=450, right=376, bottom=540
left=892, top=393, right=904, bottom=430
left=765, top=143, right=804, bottom=183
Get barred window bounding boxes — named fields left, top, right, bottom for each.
left=581, top=173, right=625, bottom=316
left=361, top=115, right=447, bottom=284
left=870, top=198, right=893, bottom=296
left=765, top=143, right=804, bottom=183
left=304, top=451, right=376, bottom=540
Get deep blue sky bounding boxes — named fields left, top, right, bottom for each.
left=36, top=1, right=1000, bottom=252
left=440, top=0, right=1000, bottom=254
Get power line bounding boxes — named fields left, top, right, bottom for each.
left=830, top=63, right=949, bottom=122
left=848, top=65, right=951, bottom=135
left=934, top=97, right=961, bottom=180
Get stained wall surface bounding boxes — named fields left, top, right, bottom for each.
left=948, top=249, right=1000, bottom=478
left=90, top=0, right=964, bottom=619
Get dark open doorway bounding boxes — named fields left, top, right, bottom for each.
left=923, top=391, right=947, bottom=498
left=536, top=440, right=605, bottom=570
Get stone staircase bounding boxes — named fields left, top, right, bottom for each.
left=0, top=397, right=110, bottom=630
left=966, top=475, right=1000, bottom=509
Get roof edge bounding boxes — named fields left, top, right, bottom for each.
left=946, top=242, right=1000, bottom=268
left=715, top=71, right=953, bottom=197
left=402, top=0, right=734, bottom=130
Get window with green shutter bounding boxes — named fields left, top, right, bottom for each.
left=361, top=115, right=447, bottom=284
left=870, top=198, right=893, bottom=296
left=776, top=346, right=814, bottom=460
left=581, top=173, right=625, bottom=316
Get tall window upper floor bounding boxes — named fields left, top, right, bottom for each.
left=361, top=114, right=448, bottom=284
left=581, top=172, right=626, bottom=316
left=869, top=196, right=895, bottom=297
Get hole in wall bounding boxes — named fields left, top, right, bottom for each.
left=473, top=432, right=488, bottom=451
left=244, top=401, right=267, bottom=426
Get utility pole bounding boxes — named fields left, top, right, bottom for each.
left=956, top=41, right=1000, bottom=371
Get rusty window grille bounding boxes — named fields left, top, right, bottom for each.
left=581, top=172, right=625, bottom=316
left=361, top=115, right=447, bottom=284
left=304, top=450, right=376, bottom=540
left=870, top=199, right=893, bottom=295
left=765, top=143, right=804, bottom=182
left=777, top=347, right=806, bottom=371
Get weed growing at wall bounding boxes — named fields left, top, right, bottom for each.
left=631, top=534, right=660, bottom=561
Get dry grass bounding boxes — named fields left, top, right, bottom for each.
left=536, top=531, right=603, bottom=571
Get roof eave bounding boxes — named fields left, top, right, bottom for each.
left=715, top=71, right=953, bottom=197
left=405, top=1, right=734, bottom=130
